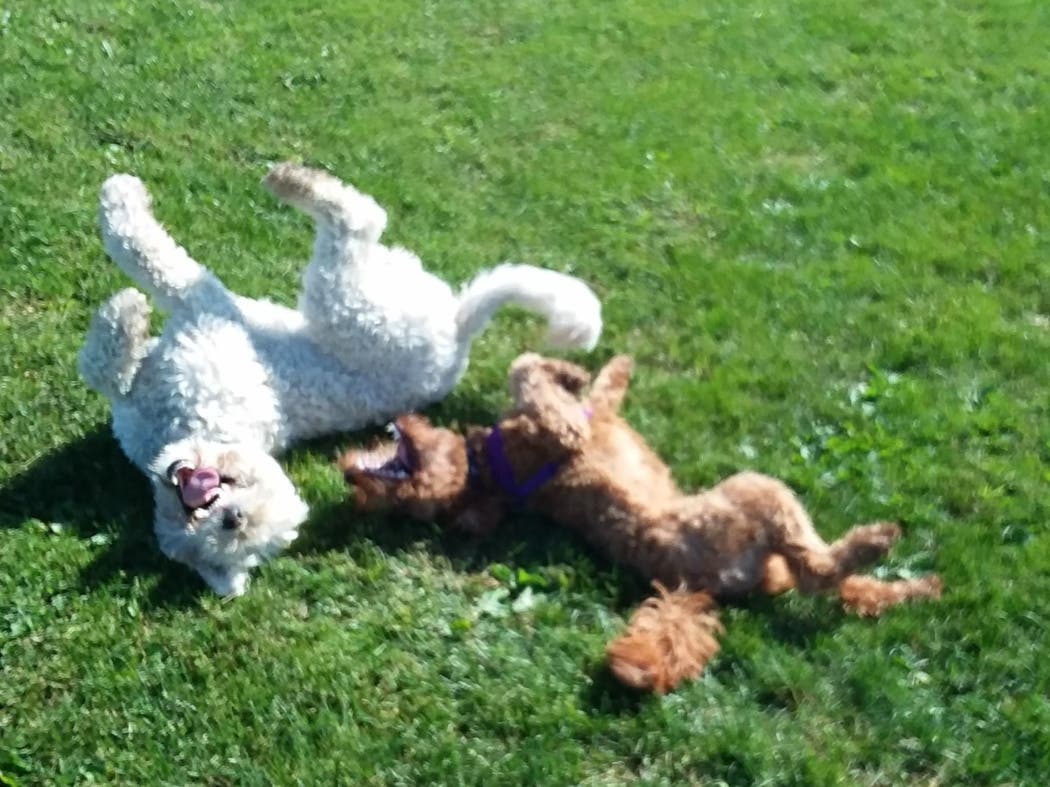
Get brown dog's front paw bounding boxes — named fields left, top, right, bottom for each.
left=452, top=496, right=506, bottom=537
left=510, top=353, right=591, bottom=394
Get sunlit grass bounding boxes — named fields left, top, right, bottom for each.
left=2, top=0, right=1049, bottom=783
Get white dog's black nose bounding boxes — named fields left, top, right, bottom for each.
left=222, top=506, right=246, bottom=530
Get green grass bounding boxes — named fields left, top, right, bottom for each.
left=2, top=0, right=1049, bottom=783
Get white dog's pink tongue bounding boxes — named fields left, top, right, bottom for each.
left=179, top=467, right=221, bottom=508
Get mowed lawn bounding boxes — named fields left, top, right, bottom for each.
left=2, top=0, right=1049, bottom=783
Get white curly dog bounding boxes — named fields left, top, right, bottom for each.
left=79, top=163, right=602, bottom=596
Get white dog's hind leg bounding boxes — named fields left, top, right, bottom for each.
left=263, top=163, right=397, bottom=363
left=78, top=287, right=154, bottom=399
left=263, top=162, right=387, bottom=264
left=99, top=174, right=228, bottom=313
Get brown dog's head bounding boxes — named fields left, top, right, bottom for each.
left=340, top=414, right=471, bottom=520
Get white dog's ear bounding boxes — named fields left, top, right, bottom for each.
left=196, top=564, right=249, bottom=598
left=291, top=496, right=310, bottom=529
left=155, top=519, right=197, bottom=565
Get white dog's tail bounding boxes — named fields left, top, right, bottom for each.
left=99, top=175, right=225, bottom=313
left=455, top=264, right=602, bottom=350
left=78, top=288, right=153, bottom=400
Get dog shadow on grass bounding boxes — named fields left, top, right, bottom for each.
left=0, top=394, right=534, bottom=610
left=298, top=486, right=669, bottom=714
left=2, top=411, right=847, bottom=705
left=298, top=469, right=846, bottom=717
left=574, top=592, right=845, bottom=715
left=0, top=425, right=219, bottom=609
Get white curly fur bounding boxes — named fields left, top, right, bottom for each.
left=79, top=163, right=602, bottom=596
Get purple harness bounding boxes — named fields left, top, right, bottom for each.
left=484, top=426, right=562, bottom=506
left=477, top=408, right=593, bottom=506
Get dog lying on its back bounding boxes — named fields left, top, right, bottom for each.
left=341, top=353, right=942, bottom=693
left=78, top=164, right=602, bottom=596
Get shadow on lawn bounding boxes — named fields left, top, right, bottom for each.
left=0, top=393, right=567, bottom=610
left=0, top=420, right=499, bottom=610
left=298, top=490, right=668, bottom=714
left=300, top=476, right=847, bottom=715
left=0, top=424, right=215, bottom=608
left=2, top=417, right=850, bottom=702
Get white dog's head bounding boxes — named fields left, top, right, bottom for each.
left=148, top=440, right=309, bottom=597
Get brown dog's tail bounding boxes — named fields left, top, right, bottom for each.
left=606, top=582, right=723, bottom=694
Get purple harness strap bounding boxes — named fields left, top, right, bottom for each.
left=484, top=427, right=562, bottom=506
left=483, top=407, right=593, bottom=505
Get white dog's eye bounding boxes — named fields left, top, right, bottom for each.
left=219, top=475, right=237, bottom=487
left=167, top=460, right=193, bottom=486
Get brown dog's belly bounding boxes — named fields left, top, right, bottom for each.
left=530, top=433, right=773, bottom=596
left=583, top=421, right=678, bottom=498
left=661, top=495, right=772, bottom=594
left=710, top=545, right=767, bottom=596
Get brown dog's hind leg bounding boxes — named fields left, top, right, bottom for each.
left=760, top=554, right=797, bottom=595
left=781, top=520, right=903, bottom=594
left=716, top=473, right=901, bottom=594
left=838, top=574, right=943, bottom=616
left=826, top=522, right=903, bottom=576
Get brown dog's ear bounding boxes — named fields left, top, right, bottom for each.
left=342, top=473, right=390, bottom=511
left=350, top=483, right=372, bottom=509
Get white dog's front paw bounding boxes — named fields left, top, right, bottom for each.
left=223, top=571, right=249, bottom=599
left=198, top=564, right=250, bottom=598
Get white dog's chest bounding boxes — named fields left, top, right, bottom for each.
left=115, top=331, right=279, bottom=466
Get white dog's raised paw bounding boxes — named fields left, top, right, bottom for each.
left=263, top=162, right=387, bottom=240
left=100, top=173, right=152, bottom=212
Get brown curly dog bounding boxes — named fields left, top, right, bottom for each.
left=340, top=353, right=943, bottom=693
